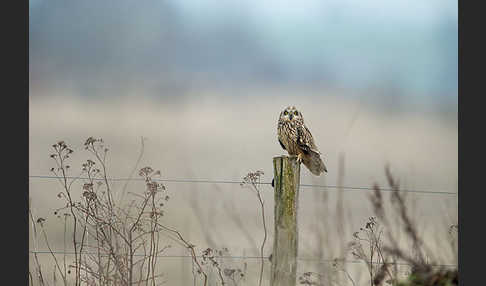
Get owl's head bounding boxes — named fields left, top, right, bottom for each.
left=279, top=106, right=304, bottom=123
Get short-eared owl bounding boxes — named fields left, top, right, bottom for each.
left=277, top=106, right=327, bottom=175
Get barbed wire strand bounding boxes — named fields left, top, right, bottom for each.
left=28, top=250, right=456, bottom=268
left=29, top=175, right=457, bottom=195
left=29, top=175, right=458, bottom=271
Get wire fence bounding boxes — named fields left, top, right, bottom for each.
left=29, top=174, right=458, bottom=273
left=28, top=250, right=457, bottom=268
left=29, top=175, right=458, bottom=196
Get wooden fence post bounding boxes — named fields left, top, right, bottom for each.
left=271, top=155, right=300, bottom=286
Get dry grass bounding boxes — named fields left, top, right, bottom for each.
left=296, top=164, right=457, bottom=286
left=29, top=138, right=247, bottom=286
left=29, top=138, right=457, bottom=286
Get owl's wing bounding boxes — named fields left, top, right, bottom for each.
left=297, top=125, right=320, bottom=154
left=278, top=138, right=287, bottom=150
left=297, top=125, right=328, bottom=174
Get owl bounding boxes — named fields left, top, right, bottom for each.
left=277, top=106, right=327, bottom=175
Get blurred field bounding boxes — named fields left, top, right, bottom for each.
left=29, top=88, right=457, bottom=285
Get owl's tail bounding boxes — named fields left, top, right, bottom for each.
left=303, top=151, right=328, bottom=176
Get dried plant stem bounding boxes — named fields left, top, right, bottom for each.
left=254, top=184, right=267, bottom=286
left=340, top=268, right=356, bottom=286
left=119, top=136, right=145, bottom=206
left=373, top=235, right=394, bottom=282
left=29, top=200, right=46, bottom=286
left=63, top=215, right=68, bottom=282
left=217, top=268, right=225, bottom=285
left=155, top=222, right=208, bottom=286
left=241, top=171, right=266, bottom=286
left=53, top=264, right=57, bottom=286
left=52, top=145, right=81, bottom=286
left=39, top=224, right=67, bottom=285
left=192, top=255, right=197, bottom=286
left=29, top=270, right=35, bottom=286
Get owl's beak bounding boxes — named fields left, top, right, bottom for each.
left=289, top=114, right=293, bottom=120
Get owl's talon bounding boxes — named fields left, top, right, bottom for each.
left=297, top=154, right=303, bottom=164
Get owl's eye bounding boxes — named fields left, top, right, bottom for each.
left=284, top=111, right=288, bottom=115
left=294, top=111, right=299, bottom=116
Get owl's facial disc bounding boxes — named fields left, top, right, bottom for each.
left=282, top=106, right=300, bottom=122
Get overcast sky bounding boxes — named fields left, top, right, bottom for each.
left=29, top=0, right=457, bottom=100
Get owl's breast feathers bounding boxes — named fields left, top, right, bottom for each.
left=277, top=120, right=300, bottom=155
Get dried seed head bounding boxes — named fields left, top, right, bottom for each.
left=139, top=166, right=154, bottom=177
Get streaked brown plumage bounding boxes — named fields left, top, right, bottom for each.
left=277, top=106, right=327, bottom=175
